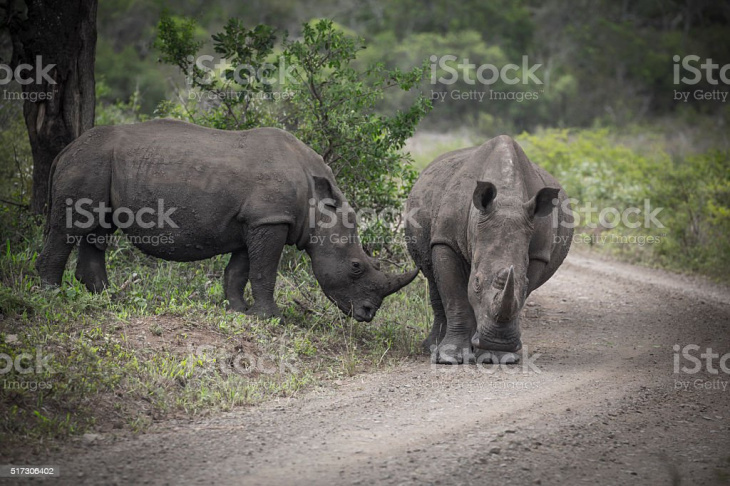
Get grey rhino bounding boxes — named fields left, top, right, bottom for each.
left=405, top=135, right=573, bottom=363
left=37, top=119, right=418, bottom=321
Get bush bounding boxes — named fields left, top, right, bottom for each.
left=517, top=128, right=730, bottom=279
left=651, top=149, right=730, bottom=275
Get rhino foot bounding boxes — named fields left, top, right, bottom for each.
left=422, top=334, right=440, bottom=355
left=430, top=338, right=475, bottom=365
left=422, top=321, right=448, bottom=354
left=226, top=300, right=249, bottom=313
left=244, top=303, right=282, bottom=321
left=474, top=349, right=521, bottom=365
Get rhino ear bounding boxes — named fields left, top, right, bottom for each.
left=313, top=175, right=341, bottom=207
left=525, top=187, right=560, bottom=218
left=473, top=181, right=497, bottom=214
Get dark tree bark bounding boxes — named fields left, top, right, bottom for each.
left=6, top=0, right=97, bottom=214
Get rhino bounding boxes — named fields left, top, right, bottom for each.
left=37, top=119, right=418, bottom=321
left=405, top=135, right=573, bottom=363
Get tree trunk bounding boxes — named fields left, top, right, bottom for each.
left=7, top=0, right=97, bottom=215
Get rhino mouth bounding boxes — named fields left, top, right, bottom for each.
left=352, top=302, right=378, bottom=322
left=334, top=300, right=378, bottom=322
left=471, top=324, right=522, bottom=353
left=471, top=334, right=522, bottom=353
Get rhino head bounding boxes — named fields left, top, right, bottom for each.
left=305, top=176, right=418, bottom=322
left=467, top=181, right=560, bottom=353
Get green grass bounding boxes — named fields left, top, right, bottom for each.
left=0, top=219, right=431, bottom=458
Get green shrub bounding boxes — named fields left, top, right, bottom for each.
left=517, top=129, right=730, bottom=278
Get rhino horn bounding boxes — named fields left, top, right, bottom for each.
left=382, top=268, right=419, bottom=297
left=495, top=265, right=518, bottom=322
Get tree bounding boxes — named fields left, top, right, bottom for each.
left=3, top=0, right=97, bottom=214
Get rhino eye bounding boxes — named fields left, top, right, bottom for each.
left=473, top=275, right=482, bottom=293
left=351, top=260, right=364, bottom=276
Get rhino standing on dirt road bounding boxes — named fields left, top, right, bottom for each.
left=406, top=135, right=573, bottom=363
left=37, top=119, right=418, bottom=321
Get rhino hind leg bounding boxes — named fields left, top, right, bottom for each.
left=422, top=270, right=447, bottom=354
left=243, top=224, right=288, bottom=319
left=75, top=228, right=114, bottom=293
left=224, top=249, right=250, bottom=312
left=36, top=227, right=75, bottom=287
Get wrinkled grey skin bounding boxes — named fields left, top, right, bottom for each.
left=37, top=119, right=418, bottom=321
left=405, top=135, right=573, bottom=363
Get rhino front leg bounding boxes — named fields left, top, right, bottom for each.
left=422, top=269, right=447, bottom=354
left=224, top=250, right=250, bottom=312
left=244, top=224, right=288, bottom=319
left=432, top=244, right=476, bottom=364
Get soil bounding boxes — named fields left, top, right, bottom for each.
left=10, top=251, right=730, bottom=485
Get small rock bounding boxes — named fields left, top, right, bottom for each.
left=489, top=447, right=501, bottom=455
left=5, top=334, right=18, bottom=344
left=82, top=433, right=101, bottom=444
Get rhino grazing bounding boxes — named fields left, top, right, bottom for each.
left=37, top=119, right=418, bottom=321
left=405, top=135, right=573, bottom=364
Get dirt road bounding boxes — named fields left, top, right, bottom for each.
left=27, top=252, right=730, bottom=485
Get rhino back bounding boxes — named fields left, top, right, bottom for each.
left=54, top=119, right=327, bottom=259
